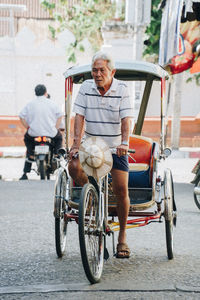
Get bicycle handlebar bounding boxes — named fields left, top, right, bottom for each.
left=71, top=148, right=135, bottom=159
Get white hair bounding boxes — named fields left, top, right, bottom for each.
left=92, top=51, right=115, bottom=70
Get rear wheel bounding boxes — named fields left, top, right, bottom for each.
left=164, top=169, right=175, bottom=260
left=194, top=180, right=200, bottom=209
left=78, top=183, right=104, bottom=284
left=54, top=170, right=69, bottom=257
left=39, top=160, right=46, bottom=180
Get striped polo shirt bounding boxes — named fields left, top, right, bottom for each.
left=73, top=78, right=134, bottom=148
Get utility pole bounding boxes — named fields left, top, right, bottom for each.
left=112, top=0, right=123, bottom=19
left=0, top=4, right=26, bottom=37
left=125, top=0, right=151, bottom=118
left=171, top=73, right=183, bottom=149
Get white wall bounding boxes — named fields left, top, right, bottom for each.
left=0, top=26, right=93, bottom=116
left=0, top=22, right=199, bottom=118
left=146, top=74, right=200, bottom=117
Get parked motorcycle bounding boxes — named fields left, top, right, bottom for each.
left=191, top=159, right=200, bottom=210
left=34, top=136, right=58, bottom=180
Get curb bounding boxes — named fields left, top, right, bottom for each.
left=189, top=152, right=200, bottom=158
left=0, top=147, right=26, bottom=158
left=170, top=149, right=200, bottom=159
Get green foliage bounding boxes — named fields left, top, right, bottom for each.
left=41, top=1, right=55, bottom=10
left=143, top=0, right=162, bottom=60
left=48, top=25, right=56, bottom=38
left=186, top=73, right=200, bottom=86
left=41, top=0, right=115, bottom=63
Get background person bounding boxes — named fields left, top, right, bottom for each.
left=19, top=84, right=63, bottom=180
left=69, top=51, right=134, bottom=258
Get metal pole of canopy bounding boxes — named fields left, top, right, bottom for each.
left=65, top=77, right=73, bottom=151
left=134, top=77, right=153, bottom=135
left=160, top=77, right=166, bottom=153
left=164, top=80, right=172, bottom=146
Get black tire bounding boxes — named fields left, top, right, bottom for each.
left=39, top=160, right=46, bottom=180
left=165, top=220, right=173, bottom=259
left=194, top=180, right=200, bottom=210
left=54, top=170, right=68, bottom=258
left=164, top=169, right=175, bottom=260
left=46, top=172, right=50, bottom=180
left=78, top=183, right=104, bottom=284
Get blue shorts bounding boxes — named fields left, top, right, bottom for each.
left=112, top=154, right=129, bottom=172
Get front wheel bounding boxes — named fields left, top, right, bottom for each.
left=78, top=183, right=104, bottom=284
left=194, top=180, right=200, bottom=210
left=54, top=170, right=69, bottom=257
left=164, top=169, right=175, bottom=260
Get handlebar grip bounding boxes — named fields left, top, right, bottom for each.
left=128, top=149, right=135, bottom=154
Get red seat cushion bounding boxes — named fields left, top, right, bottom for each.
left=128, top=135, right=153, bottom=165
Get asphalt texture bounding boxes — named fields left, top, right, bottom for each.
left=0, top=157, right=199, bottom=299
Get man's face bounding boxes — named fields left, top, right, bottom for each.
left=91, top=59, right=116, bottom=91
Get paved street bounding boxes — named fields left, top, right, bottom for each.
left=0, top=157, right=200, bottom=299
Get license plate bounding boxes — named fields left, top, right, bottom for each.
left=35, top=145, right=49, bottom=154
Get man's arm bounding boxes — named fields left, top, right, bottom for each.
left=70, top=114, right=85, bottom=158
left=121, top=117, right=130, bottom=144
left=56, top=116, right=63, bottom=129
left=20, top=117, right=29, bottom=130
left=117, top=117, right=130, bottom=156
left=72, top=114, right=85, bottom=148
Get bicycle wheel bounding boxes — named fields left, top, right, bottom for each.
left=194, top=180, right=200, bottom=210
left=78, top=183, right=104, bottom=284
left=164, top=169, right=175, bottom=260
left=39, top=160, right=46, bottom=180
left=54, top=170, right=69, bottom=257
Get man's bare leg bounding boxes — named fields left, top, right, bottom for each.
left=68, top=157, right=88, bottom=186
left=111, top=169, right=130, bottom=249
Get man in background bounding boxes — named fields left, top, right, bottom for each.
left=19, top=84, right=63, bottom=180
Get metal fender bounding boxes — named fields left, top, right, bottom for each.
left=192, top=172, right=200, bottom=186
left=38, top=154, right=46, bottom=160
left=194, top=185, right=200, bottom=196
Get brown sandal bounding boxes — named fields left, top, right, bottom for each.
left=116, top=243, right=130, bottom=258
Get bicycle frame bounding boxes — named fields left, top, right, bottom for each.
left=58, top=154, right=164, bottom=240
left=98, top=177, right=105, bottom=230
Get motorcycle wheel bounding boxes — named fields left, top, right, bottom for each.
left=39, top=160, right=46, bottom=180
left=194, top=180, right=200, bottom=210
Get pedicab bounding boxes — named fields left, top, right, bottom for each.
left=53, top=60, right=177, bottom=284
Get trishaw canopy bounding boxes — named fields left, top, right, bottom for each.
left=64, top=60, right=168, bottom=83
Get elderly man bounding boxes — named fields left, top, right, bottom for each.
left=69, top=51, right=134, bottom=258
